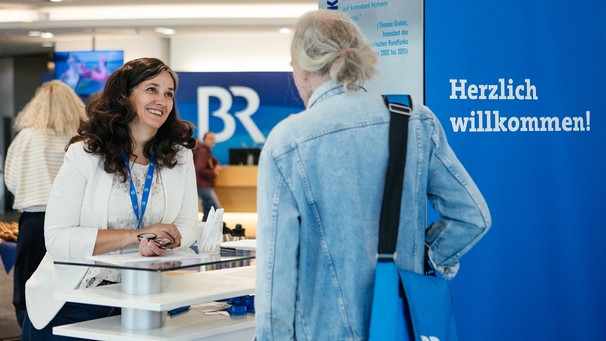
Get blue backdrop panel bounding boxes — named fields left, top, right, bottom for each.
left=175, top=72, right=304, bottom=165
left=425, top=1, right=606, bottom=340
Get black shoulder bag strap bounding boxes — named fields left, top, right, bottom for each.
left=378, top=94, right=412, bottom=261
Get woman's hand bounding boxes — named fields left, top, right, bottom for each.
left=137, top=223, right=182, bottom=257
left=138, top=236, right=167, bottom=256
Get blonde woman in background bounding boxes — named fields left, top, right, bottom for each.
left=5, top=80, right=86, bottom=327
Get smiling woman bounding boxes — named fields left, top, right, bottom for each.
left=128, top=69, right=175, bottom=152
left=20, top=58, right=200, bottom=340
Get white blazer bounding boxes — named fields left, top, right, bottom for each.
left=25, top=141, right=198, bottom=329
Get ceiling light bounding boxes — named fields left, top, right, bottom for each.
left=278, top=28, right=292, bottom=34
left=155, top=27, right=176, bottom=35
left=28, top=31, right=54, bottom=38
left=0, top=10, right=40, bottom=22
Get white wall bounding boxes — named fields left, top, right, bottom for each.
left=54, top=36, right=170, bottom=66
left=54, top=30, right=293, bottom=73
left=171, top=31, right=293, bottom=72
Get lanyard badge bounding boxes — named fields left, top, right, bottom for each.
left=122, top=149, right=156, bottom=229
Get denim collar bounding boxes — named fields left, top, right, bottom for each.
left=307, top=80, right=345, bottom=109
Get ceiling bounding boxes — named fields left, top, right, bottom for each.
left=0, top=0, right=317, bottom=58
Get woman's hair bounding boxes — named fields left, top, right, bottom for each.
left=291, top=10, right=377, bottom=92
left=14, top=80, right=85, bottom=134
left=70, top=57, right=196, bottom=180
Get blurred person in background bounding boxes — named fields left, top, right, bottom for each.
left=193, top=131, right=222, bottom=222
left=5, top=80, right=86, bottom=327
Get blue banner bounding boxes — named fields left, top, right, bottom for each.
left=425, top=1, right=606, bottom=340
left=175, top=72, right=304, bottom=165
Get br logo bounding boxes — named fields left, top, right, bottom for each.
left=197, top=86, right=266, bottom=144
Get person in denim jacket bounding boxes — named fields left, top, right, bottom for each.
left=255, top=10, right=491, bottom=341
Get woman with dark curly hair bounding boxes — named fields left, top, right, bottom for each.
left=21, top=58, right=199, bottom=339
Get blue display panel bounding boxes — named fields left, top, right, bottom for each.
left=54, top=50, right=123, bottom=96
left=425, top=1, right=606, bottom=340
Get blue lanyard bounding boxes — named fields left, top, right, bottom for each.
left=122, top=149, right=156, bottom=229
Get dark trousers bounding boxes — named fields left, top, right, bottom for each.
left=21, top=302, right=121, bottom=340
left=198, top=187, right=221, bottom=222
left=13, top=211, right=47, bottom=327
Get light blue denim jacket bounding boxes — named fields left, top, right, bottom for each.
left=255, top=81, right=491, bottom=340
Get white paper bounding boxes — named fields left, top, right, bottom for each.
left=221, top=239, right=257, bottom=250
left=197, top=207, right=223, bottom=253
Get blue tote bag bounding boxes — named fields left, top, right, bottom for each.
left=369, top=261, right=458, bottom=341
left=368, top=95, right=458, bottom=341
